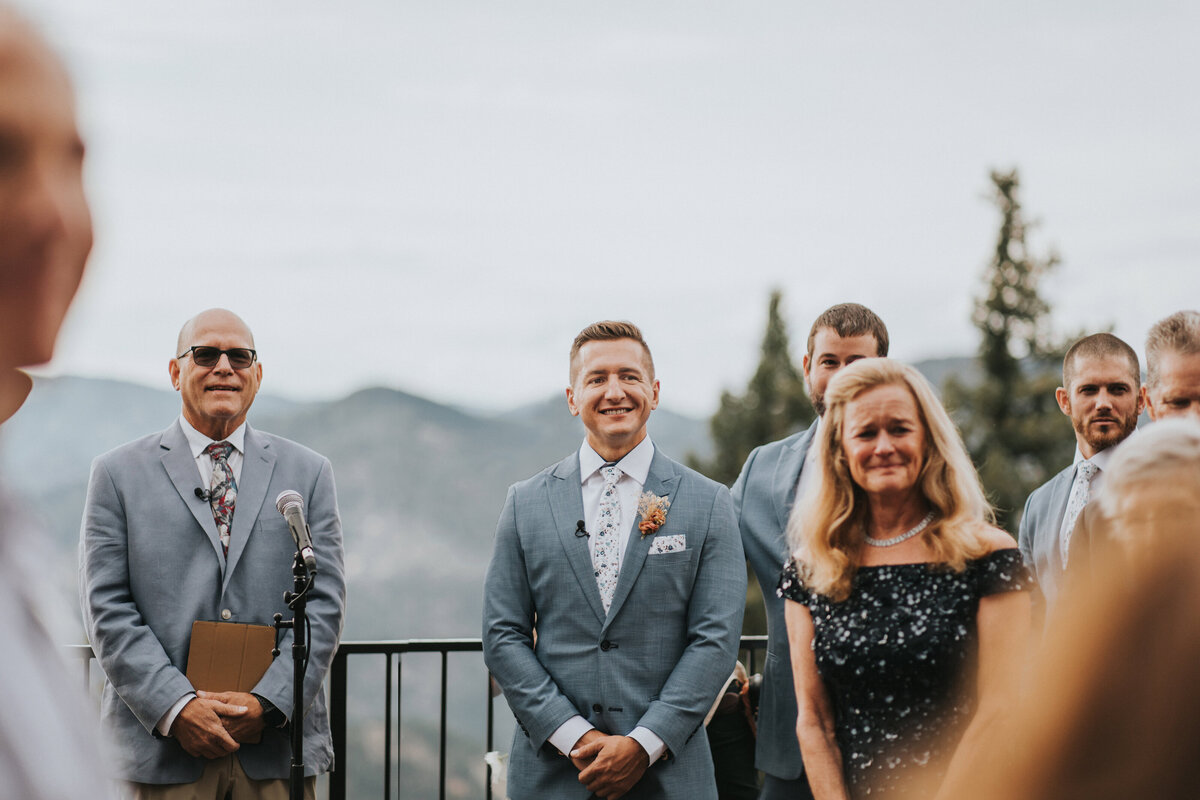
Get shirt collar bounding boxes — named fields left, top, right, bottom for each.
left=1072, top=432, right=1131, bottom=472
left=578, top=436, right=655, bottom=485
left=179, top=414, right=247, bottom=459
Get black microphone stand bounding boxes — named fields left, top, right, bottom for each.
left=273, top=551, right=315, bottom=800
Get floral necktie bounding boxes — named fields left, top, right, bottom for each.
left=205, top=441, right=238, bottom=555
left=1061, top=460, right=1098, bottom=565
left=593, top=464, right=622, bottom=613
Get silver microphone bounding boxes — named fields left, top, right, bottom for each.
left=275, top=490, right=317, bottom=572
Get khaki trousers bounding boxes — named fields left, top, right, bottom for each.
left=131, top=756, right=316, bottom=800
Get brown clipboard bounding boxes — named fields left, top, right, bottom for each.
left=185, top=620, right=275, bottom=693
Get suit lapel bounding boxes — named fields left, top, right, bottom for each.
left=603, top=449, right=681, bottom=631
left=159, top=422, right=226, bottom=567
left=548, top=453, right=606, bottom=625
left=773, top=423, right=816, bottom=531
left=224, top=426, right=276, bottom=591
left=1047, top=465, right=1076, bottom=573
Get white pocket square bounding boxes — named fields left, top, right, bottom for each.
left=648, top=534, right=686, bottom=554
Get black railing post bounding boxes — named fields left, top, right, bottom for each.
left=329, top=647, right=348, bottom=800
left=403, top=652, right=408, bottom=796
left=384, top=653, right=393, bottom=800
left=439, top=651, right=449, bottom=800
left=485, top=672, right=494, bottom=800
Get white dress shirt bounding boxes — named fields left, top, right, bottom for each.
left=180, top=415, right=247, bottom=486
left=156, top=416, right=248, bottom=735
left=548, top=436, right=666, bottom=764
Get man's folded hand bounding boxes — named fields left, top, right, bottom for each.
left=572, top=734, right=650, bottom=799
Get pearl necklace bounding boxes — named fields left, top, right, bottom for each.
left=863, top=511, right=935, bottom=548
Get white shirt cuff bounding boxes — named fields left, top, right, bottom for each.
left=628, top=726, right=666, bottom=763
left=549, top=715, right=595, bottom=757
left=157, top=693, right=196, bottom=737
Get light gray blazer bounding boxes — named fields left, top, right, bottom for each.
left=482, top=448, right=745, bottom=800
left=79, top=421, right=347, bottom=785
left=729, top=423, right=816, bottom=781
left=1017, top=463, right=1075, bottom=622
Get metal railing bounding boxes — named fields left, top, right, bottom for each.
left=70, top=635, right=769, bottom=800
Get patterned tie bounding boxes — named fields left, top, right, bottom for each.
left=1061, top=460, right=1099, bottom=565
left=593, top=464, right=622, bottom=613
left=205, top=442, right=238, bottom=555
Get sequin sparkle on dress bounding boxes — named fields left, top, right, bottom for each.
left=778, top=549, right=1032, bottom=798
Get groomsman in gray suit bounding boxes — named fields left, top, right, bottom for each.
left=730, top=303, right=888, bottom=800
left=1017, top=333, right=1141, bottom=627
left=483, top=321, right=745, bottom=799
left=80, top=309, right=346, bottom=799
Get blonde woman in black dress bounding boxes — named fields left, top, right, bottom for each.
left=778, top=359, right=1031, bottom=799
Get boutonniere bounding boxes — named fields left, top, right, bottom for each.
left=637, top=492, right=671, bottom=538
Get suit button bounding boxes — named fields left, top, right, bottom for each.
left=600, top=640, right=612, bottom=651
left=221, top=609, right=232, bottom=620
left=592, top=703, right=603, bottom=713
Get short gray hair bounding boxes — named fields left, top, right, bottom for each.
left=1145, top=311, right=1200, bottom=387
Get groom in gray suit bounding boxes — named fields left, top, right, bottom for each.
left=731, top=303, right=887, bottom=800
left=1018, top=333, right=1141, bottom=628
left=484, top=321, right=745, bottom=800
left=80, top=309, right=346, bottom=799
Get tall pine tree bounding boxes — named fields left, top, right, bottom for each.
left=945, top=169, right=1075, bottom=532
left=689, top=289, right=813, bottom=486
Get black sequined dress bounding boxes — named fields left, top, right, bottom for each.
left=777, top=549, right=1031, bottom=798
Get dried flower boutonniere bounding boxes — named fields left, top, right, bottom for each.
left=637, top=492, right=671, bottom=538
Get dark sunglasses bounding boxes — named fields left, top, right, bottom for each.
left=176, top=346, right=258, bottom=370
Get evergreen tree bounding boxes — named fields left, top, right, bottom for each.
left=945, top=169, right=1076, bottom=532
left=689, top=289, right=813, bottom=486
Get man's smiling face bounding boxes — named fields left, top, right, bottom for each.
left=169, top=309, right=262, bottom=440
left=566, top=337, right=659, bottom=462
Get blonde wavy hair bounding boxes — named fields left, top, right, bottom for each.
left=787, top=358, right=994, bottom=601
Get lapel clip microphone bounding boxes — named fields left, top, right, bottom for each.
left=575, top=520, right=589, bottom=538
left=194, top=487, right=212, bottom=501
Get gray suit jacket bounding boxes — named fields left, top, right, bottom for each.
left=482, top=448, right=745, bottom=800
left=1017, top=463, right=1075, bottom=623
left=79, top=421, right=347, bottom=784
left=730, top=423, right=816, bottom=780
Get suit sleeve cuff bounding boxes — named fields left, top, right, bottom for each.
left=157, top=692, right=196, bottom=737
left=628, top=726, right=666, bottom=763
left=549, top=716, right=594, bottom=756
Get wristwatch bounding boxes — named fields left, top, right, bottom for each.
left=253, top=694, right=287, bottom=729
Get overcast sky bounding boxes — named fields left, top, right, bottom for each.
left=19, top=1, right=1200, bottom=416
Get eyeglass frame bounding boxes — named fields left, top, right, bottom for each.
left=175, top=346, right=258, bottom=370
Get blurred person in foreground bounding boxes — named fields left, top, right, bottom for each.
left=483, top=321, right=745, bottom=799
left=778, top=359, right=1031, bottom=799
left=732, top=302, right=889, bottom=800
left=1142, top=310, right=1200, bottom=422
left=0, top=5, right=114, bottom=797
left=942, top=418, right=1200, bottom=800
left=1017, top=333, right=1142, bottom=628
left=80, top=309, right=346, bottom=799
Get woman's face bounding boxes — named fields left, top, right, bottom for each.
left=840, top=383, right=927, bottom=500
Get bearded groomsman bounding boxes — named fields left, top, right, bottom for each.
left=731, top=303, right=888, bottom=800
left=1018, top=333, right=1142, bottom=627
left=484, top=321, right=745, bottom=799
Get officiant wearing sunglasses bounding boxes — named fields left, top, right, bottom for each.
left=80, top=308, right=347, bottom=800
